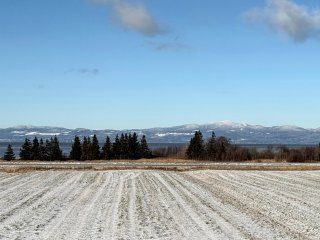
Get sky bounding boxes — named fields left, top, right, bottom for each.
left=1, top=0, right=320, bottom=130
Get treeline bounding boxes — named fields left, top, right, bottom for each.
left=1, top=133, right=152, bottom=161
left=19, top=136, right=63, bottom=161
left=186, top=131, right=320, bottom=162
left=70, top=133, right=152, bottom=160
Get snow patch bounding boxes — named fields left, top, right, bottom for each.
left=25, top=132, right=61, bottom=136
left=155, top=132, right=194, bottom=137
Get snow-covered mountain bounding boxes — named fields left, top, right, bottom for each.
left=1, top=121, right=320, bottom=144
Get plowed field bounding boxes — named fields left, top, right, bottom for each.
left=0, top=170, right=319, bottom=239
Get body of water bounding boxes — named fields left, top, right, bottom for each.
left=0, top=142, right=317, bottom=158
left=0, top=142, right=187, bottom=158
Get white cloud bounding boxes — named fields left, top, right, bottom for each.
left=244, top=0, right=320, bottom=42
left=92, top=0, right=163, bottom=36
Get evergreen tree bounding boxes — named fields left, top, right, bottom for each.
left=113, top=135, right=120, bottom=159
left=186, top=131, right=205, bottom=160
left=45, top=138, right=53, bottom=160
left=86, top=137, right=92, bottom=160
left=81, top=137, right=89, bottom=161
left=90, top=134, right=100, bottom=160
left=19, top=138, right=32, bottom=160
left=70, top=136, right=82, bottom=160
left=102, top=136, right=113, bottom=160
left=46, top=136, right=62, bottom=161
left=39, top=138, right=46, bottom=161
left=206, top=131, right=217, bottom=160
left=52, top=136, right=63, bottom=160
left=129, top=132, right=140, bottom=159
left=215, top=136, right=231, bottom=161
left=124, top=133, right=130, bottom=159
left=44, top=139, right=51, bottom=160
left=4, top=144, right=15, bottom=161
left=119, top=133, right=128, bottom=159
left=140, top=135, right=152, bottom=158
left=31, top=137, right=40, bottom=160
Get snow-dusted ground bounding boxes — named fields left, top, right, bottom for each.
left=0, top=170, right=320, bottom=239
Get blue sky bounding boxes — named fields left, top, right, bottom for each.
left=1, top=0, right=320, bottom=129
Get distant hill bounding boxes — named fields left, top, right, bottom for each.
left=1, top=121, right=320, bottom=144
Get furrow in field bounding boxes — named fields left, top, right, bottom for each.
left=62, top=173, right=112, bottom=240
left=114, top=171, right=151, bottom=240
left=1, top=170, right=320, bottom=240
left=84, top=172, right=117, bottom=239
left=185, top=171, right=293, bottom=239
left=0, top=172, right=68, bottom=224
left=189, top=171, right=319, bottom=239
left=108, top=171, right=128, bottom=239
left=127, top=172, right=138, bottom=238
left=0, top=172, right=54, bottom=208
left=162, top=172, right=261, bottom=239
left=0, top=172, right=84, bottom=239
left=217, top=171, right=320, bottom=233
left=136, top=172, right=184, bottom=239
left=0, top=172, right=34, bottom=187
left=0, top=172, right=44, bottom=197
left=153, top=172, right=227, bottom=239
left=239, top=172, right=320, bottom=210
left=245, top=172, right=320, bottom=196
left=41, top=172, right=105, bottom=240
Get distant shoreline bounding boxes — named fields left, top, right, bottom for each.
left=0, top=142, right=317, bottom=156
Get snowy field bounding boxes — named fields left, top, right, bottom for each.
left=0, top=170, right=320, bottom=239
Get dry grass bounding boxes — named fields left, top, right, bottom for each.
left=1, top=158, right=320, bottom=173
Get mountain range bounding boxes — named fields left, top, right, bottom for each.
left=1, top=121, right=320, bottom=144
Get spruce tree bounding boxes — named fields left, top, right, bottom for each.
left=52, top=136, right=63, bottom=160
left=124, top=133, right=130, bottom=159
left=215, top=136, right=231, bottom=161
left=4, top=144, right=15, bottom=161
left=70, top=136, right=82, bottom=160
left=44, top=139, right=51, bottom=160
left=113, top=135, right=120, bottom=159
left=206, top=131, right=217, bottom=160
left=38, top=138, right=46, bottom=161
left=46, top=136, right=62, bottom=161
left=31, top=137, right=40, bottom=160
left=140, top=135, right=152, bottom=158
left=119, top=133, right=128, bottom=159
left=86, top=137, right=92, bottom=160
left=81, top=137, right=89, bottom=161
left=102, top=136, right=113, bottom=160
left=19, top=138, right=32, bottom=160
left=186, top=131, right=205, bottom=160
left=90, top=134, right=100, bottom=160
left=129, top=132, right=140, bottom=159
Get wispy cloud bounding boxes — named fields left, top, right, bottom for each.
left=146, top=42, right=188, bottom=51
left=92, top=0, right=164, bottom=36
left=65, top=68, right=100, bottom=75
left=244, top=0, right=320, bottom=42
